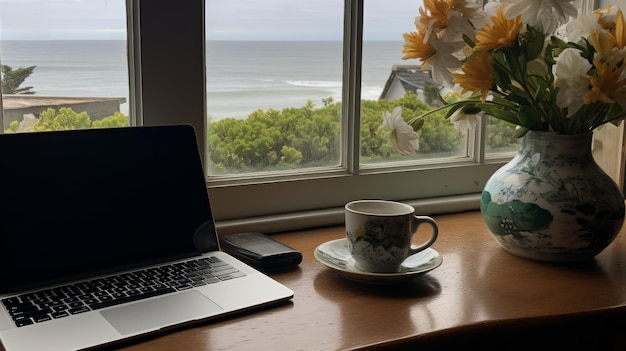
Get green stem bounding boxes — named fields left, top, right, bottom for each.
left=406, top=96, right=483, bottom=125
left=497, top=48, right=551, bottom=129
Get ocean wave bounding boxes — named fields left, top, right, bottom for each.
left=2, top=40, right=402, bottom=121
left=361, top=86, right=384, bottom=100
left=207, top=83, right=386, bottom=119
left=284, top=80, right=342, bottom=88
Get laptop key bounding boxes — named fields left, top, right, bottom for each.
left=14, top=318, right=34, bottom=327
left=63, top=296, right=79, bottom=303
left=83, top=298, right=99, bottom=305
left=33, top=314, right=52, bottom=323
left=53, top=305, right=70, bottom=312
left=172, top=284, right=192, bottom=291
left=203, top=277, right=221, bottom=284
left=69, top=306, right=90, bottom=315
left=51, top=311, right=70, bottom=319
left=39, top=300, right=64, bottom=308
left=68, top=301, right=85, bottom=309
left=190, top=280, right=207, bottom=287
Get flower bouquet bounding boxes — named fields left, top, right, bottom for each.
left=384, top=0, right=626, bottom=262
left=383, top=0, right=626, bottom=155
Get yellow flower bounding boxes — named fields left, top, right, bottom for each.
left=594, top=7, right=626, bottom=49
left=591, top=30, right=617, bottom=55
left=475, top=7, right=522, bottom=52
left=452, top=51, right=494, bottom=103
left=395, top=1, right=626, bottom=136
left=418, top=0, right=453, bottom=30
left=402, top=31, right=436, bottom=63
left=595, top=5, right=618, bottom=32
left=614, top=9, right=626, bottom=48
left=584, top=58, right=626, bottom=104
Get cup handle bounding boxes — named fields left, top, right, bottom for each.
left=408, top=215, right=438, bottom=255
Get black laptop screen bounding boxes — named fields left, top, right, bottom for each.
left=0, top=125, right=216, bottom=292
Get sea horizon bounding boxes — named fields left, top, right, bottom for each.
left=1, top=40, right=407, bottom=120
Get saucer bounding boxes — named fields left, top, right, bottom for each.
left=314, top=239, right=443, bottom=284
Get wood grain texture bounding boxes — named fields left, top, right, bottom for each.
left=97, top=211, right=626, bottom=349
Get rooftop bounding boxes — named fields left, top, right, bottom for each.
left=2, top=95, right=126, bottom=109
left=379, top=65, right=438, bottom=100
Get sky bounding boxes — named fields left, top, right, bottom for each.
left=0, top=0, right=420, bottom=41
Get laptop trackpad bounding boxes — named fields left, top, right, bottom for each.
left=100, top=291, right=223, bottom=335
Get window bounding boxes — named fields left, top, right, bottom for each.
left=203, top=0, right=505, bottom=235
left=204, top=1, right=344, bottom=175
left=0, top=0, right=130, bottom=132
left=361, top=2, right=470, bottom=165
left=0, top=0, right=506, bottom=234
left=2, top=1, right=601, bottom=236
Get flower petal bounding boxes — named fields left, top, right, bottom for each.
left=382, top=107, right=420, bottom=155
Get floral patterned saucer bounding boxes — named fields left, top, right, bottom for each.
left=314, top=239, right=442, bottom=284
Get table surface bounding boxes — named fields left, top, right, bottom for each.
left=115, top=210, right=626, bottom=350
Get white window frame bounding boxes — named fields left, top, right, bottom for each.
left=194, top=0, right=505, bottom=234
left=130, top=0, right=508, bottom=234
left=13, top=0, right=607, bottom=235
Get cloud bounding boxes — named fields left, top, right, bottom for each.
left=206, top=0, right=344, bottom=40
left=0, top=0, right=126, bottom=40
left=205, top=0, right=420, bottom=41
left=1, top=0, right=421, bottom=41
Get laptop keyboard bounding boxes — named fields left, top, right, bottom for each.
left=2, top=256, right=246, bottom=328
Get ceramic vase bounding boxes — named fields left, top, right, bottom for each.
left=480, top=131, right=625, bottom=262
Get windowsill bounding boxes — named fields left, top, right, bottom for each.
left=214, top=193, right=483, bottom=235
left=117, top=210, right=626, bottom=350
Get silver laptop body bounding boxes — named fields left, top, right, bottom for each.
left=0, top=125, right=294, bottom=351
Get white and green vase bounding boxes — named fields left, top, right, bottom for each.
left=481, top=131, right=625, bottom=262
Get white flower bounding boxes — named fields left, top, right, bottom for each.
left=427, top=37, right=463, bottom=89
left=595, top=5, right=619, bottom=24
left=449, top=105, right=481, bottom=132
left=483, top=2, right=502, bottom=17
left=562, top=10, right=602, bottom=43
left=502, top=0, right=578, bottom=34
left=454, top=0, right=490, bottom=28
left=442, top=9, right=479, bottom=43
left=554, top=48, right=592, bottom=116
left=381, top=107, right=419, bottom=156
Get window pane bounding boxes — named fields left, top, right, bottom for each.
left=196, top=1, right=504, bottom=228
left=1, top=0, right=129, bottom=133
left=205, top=0, right=343, bottom=175
left=485, top=118, right=520, bottom=154
left=361, top=0, right=468, bottom=165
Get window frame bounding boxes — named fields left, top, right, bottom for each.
left=3, top=1, right=611, bottom=234
left=0, top=0, right=508, bottom=234
left=132, top=0, right=510, bottom=234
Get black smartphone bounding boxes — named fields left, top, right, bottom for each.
left=219, top=232, right=302, bottom=271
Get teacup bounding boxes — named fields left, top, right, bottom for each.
left=345, top=200, right=438, bottom=273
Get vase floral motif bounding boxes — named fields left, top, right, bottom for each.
left=481, top=131, right=625, bottom=262
left=347, top=217, right=411, bottom=270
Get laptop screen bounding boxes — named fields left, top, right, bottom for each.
left=0, top=125, right=217, bottom=292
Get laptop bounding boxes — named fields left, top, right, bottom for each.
left=0, top=125, right=294, bottom=351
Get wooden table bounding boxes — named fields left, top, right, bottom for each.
left=117, top=211, right=626, bottom=350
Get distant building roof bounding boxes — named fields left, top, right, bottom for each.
left=379, top=65, right=439, bottom=101
left=2, top=95, right=126, bottom=109
left=2, top=95, right=127, bottom=128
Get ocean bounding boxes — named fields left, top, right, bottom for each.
left=0, top=40, right=408, bottom=120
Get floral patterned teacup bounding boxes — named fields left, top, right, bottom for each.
left=345, top=200, right=438, bottom=273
